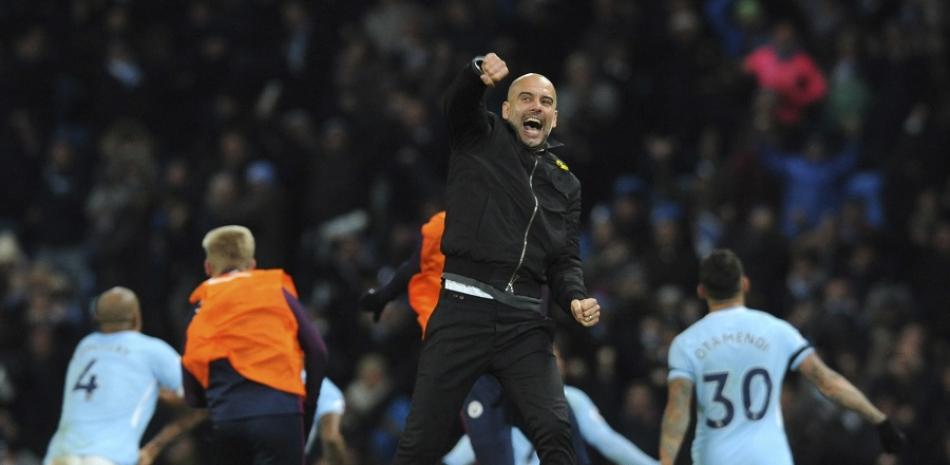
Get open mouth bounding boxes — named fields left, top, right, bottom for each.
left=523, top=118, right=542, bottom=130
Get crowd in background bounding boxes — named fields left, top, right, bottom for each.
left=1, top=0, right=948, bottom=464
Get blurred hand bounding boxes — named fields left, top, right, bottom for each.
left=570, top=298, right=600, bottom=327
left=138, top=443, right=159, bottom=465
left=477, top=53, right=509, bottom=87
left=358, top=289, right=386, bottom=322
left=876, top=418, right=906, bottom=454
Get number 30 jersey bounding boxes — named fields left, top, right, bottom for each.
left=44, top=331, right=182, bottom=465
left=667, top=306, right=813, bottom=465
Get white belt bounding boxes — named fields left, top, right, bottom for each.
left=444, top=279, right=494, bottom=299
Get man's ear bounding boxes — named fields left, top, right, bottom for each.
left=741, top=276, right=750, bottom=294
left=248, top=259, right=257, bottom=270
left=551, top=109, right=558, bottom=129
left=696, top=284, right=706, bottom=300
left=501, top=100, right=510, bottom=120
left=204, top=260, right=214, bottom=278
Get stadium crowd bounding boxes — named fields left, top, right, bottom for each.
left=1, top=0, right=948, bottom=464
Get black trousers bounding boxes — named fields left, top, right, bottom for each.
left=212, top=413, right=304, bottom=465
left=393, top=289, right=576, bottom=465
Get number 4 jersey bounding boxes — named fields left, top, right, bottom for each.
left=44, top=331, right=182, bottom=465
left=667, top=306, right=813, bottom=465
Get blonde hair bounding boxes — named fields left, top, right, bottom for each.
left=202, top=225, right=255, bottom=275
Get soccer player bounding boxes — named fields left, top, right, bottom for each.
left=660, top=249, right=906, bottom=464
left=43, top=287, right=186, bottom=465
left=182, top=225, right=328, bottom=465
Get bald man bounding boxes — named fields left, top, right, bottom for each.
left=44, top=287, right=184, bottom=465
left=392, top=53, right=599, bottom=465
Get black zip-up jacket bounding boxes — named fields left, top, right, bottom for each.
left=440, top=60, right=588, bottom=314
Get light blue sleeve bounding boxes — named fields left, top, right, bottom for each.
left=512, top=428, right=539, bottom=465
left=316, top=378, right=345, bottom=419
left=306, top=378, right=347, bottom=454
left=779, top=320, right=814, bottom=371
left=667, top=335, right=694, bottom=382
left=565, top=387, right=659, bottom=465
left=442, top=435, right=475, bottom=465
left=149, top=337, right=183, bottom=393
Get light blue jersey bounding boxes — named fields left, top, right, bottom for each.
left=443, top=385, right=658, bottom=465
left=305, top=378, right=346, bottom=453
left=44, top=331, right=182, bottom=465
left=667, top=306, right=813, bottom=465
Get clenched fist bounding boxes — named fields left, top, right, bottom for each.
left=476, top=52, right=509, bottom=87
left=570, top=298, right=600, bottom=327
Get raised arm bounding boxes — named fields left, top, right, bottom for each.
left=443, top=53, right=508, bottom=149
left=798, top=352, right=905, bottom=453
left=659, top=378, right=693, bottom=465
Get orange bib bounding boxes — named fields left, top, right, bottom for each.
left=408, top=211, right=446, bottom=337
left=182, top=269, right=305, bottom=396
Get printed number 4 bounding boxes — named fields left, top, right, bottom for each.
left=72, top=359, right=98, bottom=400
left=702, top=368, right=772, bottom=428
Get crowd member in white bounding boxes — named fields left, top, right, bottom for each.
left=660, top=249, right=906, bottom=465
left=44, top=287, right=203, bottom=465
left=443, top=347, right=658, bottom=465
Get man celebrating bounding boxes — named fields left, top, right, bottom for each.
left=44, top=287, right=186, bottom=465
left=660, top=249, right=905, bottom=464
left=392, top=53, right=600, bottom=465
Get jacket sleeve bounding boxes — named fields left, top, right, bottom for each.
left=443, top=60, right=492, bottom=150
left=374, top=241, right=421, bottom=303
left=284, top=289, right=327, bottom=408
left=182, top=365, right=207, bottom=408
left=547, top=187, right=588, bottom=314
left=181, top=308, right=207, bottom=407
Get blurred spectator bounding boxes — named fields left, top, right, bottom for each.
left=758, top=129, right=860, bottom=237
left=743, top=21, right=827, bottom=127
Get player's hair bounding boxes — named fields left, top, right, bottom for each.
left=202, top=225, right=255, bottom=275
left=699, top=249, right=744, bottom=300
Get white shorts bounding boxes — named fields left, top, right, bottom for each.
left=48, top=456, right=118, bottom=465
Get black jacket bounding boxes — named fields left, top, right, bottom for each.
left=440, top=61, right=588, bottom=314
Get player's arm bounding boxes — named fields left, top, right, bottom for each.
left=138, top=410, right=207, bottom=465
left=659, top=378, right=693, bottom=465
left=569, top=389, right=658, bottom=465
left=285, top=289, right=328, bottom=430
left=799, top=353, right=883, bottom=423
left=798, top=352, right=905, bottom=453
left=359, top=242, right=420, bottom=321
left=318, top=412, right=350, bottom=465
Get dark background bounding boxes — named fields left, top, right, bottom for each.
left=0, top=0, right=947, bottom=464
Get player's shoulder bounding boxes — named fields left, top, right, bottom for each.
left=321, top=377, right=343, bottom=397
left=130, top=332, right=180, bottom=356
left=743, top=307, right=798, bottom=331
left=563, top=384, right=586, bottom=401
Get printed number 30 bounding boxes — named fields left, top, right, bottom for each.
left=702, top=368, right=772, bottom=428
left=72, top=359, right=98, bottom=400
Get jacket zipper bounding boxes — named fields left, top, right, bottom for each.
left=506, top=156, right=540, bottom=293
